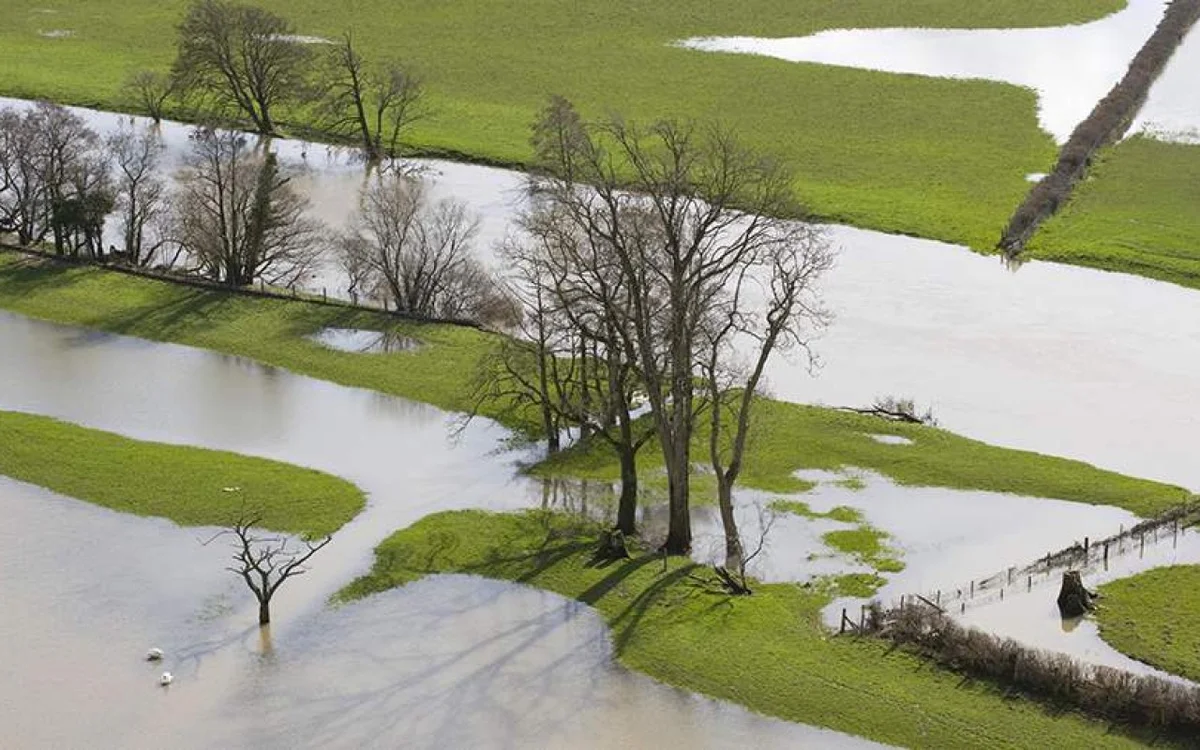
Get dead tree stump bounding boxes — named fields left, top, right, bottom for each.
left=596, top=529, right=630, bottom=561
left=1056, top=570, right=1098, bottom=618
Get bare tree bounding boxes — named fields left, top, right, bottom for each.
left=530, top=97, right=824, bottom=555
left=700, top=225, right=833, bottom=569
left=339, top=172, right=508, bottom=322
left=121, top=70, right=179, bottom=123
left=172, top=127, right=321, bottom=286
left=172, top=0, right=311, bottom=134
left=108, top=124, right=169, bottom=265
left=0, top=103, right=107, bottom=254
left=321, top=33, right=426, bottom=161
left=205, top=512, right=331, bottom=626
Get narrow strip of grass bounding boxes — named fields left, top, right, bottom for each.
left=539, top=396, right=1191, bottom=518
left=0, top=410, right=364, bottom=537
left=1030, top=137, right=1200, bottom=290
left=0, top=251, right=1188, bottom=517
left=338, top=508, right=1165, bottom=749
left=1096, top=565, right=1200, bottom=682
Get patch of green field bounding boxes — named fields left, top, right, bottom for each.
left=1030, top=137, right=1200, bottom=289
left=539, top=395, right=1190, bottom=517
left=0, top=410, right=363, bottom=536
left=0, top=1, right=1126, bottom=251
left=0, top=251, right=1188, bottom=519
left=1096, top=565, right=1200, bottom=682
left=338, top=508, right=1166, bottom=749
left=823, top=525, right=905, bottom=573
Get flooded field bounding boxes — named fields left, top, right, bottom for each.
left=681, top=0, right=1184, bottom=144
left=0, top=312, right=885, bottom=749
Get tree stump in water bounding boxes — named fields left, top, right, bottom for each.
left=1056, top=570, right=1097, bottom=618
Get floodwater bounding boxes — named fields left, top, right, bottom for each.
left=1133, top=22, right=1200, bottom=143
left=0, top=311, right=883, bottom=749
left=961, top=523, right=1200, bottom=680
left=680, top=0, right=1169, bottom=143
left=309, top=327, right=421, bottom=353
left=5, top=94, right=1197, bottom=492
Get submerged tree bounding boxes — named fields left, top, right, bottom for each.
left=121, top=70, right=179, bottom=123
left=339, top=172, right=511, bottom=323
left=321, top=33, right=426, bottom=161
left=207, top=512, right=332, bottom=626
left=529, top=96, right=834, bottom=555
left=172, top=127, right=321, bottom=286
left=108, top=124, right=170, bottom=266
left=172, top=0, right=311, bottom=134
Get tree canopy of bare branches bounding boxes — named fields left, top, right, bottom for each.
left=121, top=70, right=179, bottom=123
left=206, top=512, right=332, bottom=626
left=340, top=172, right=511, bottom=323
left=0, top=102, right=111, bottom=257
left=172, top=0, right=311, bottom=134
left=108, top=124, right=170, bottom=266
left=321, top=33, right=426, bottom=161
left=172, top=127, right=321, bottom=286
left=527, top=96, right=834, bottom=555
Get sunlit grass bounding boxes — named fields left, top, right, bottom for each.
left=1096, top=565, right=1200, bottom=682
left=0, top=410, right=364, bottom=536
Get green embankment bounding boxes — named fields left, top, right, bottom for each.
left=1031, top=137, right=1200, bottom=289
left=338, top=508, right=1168, bottom=749
left=1096, top=565, right=1200, bottom=682
left=0, top=251, right=1189, bottom=519
left=0, top=410, right=364, bottom=536
left=0, top=0, right=1126, bottom=252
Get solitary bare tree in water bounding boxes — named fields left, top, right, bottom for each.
left=207, top=512, right=332, bottom=626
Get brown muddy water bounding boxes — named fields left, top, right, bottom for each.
left=0, top=311, right=884, bottom=749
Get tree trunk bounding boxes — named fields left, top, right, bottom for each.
left=616, top=444, right=638, bottom=536
left=663, top=436, right=691, bottom=554
left=716, top=476, right=743, bottom=572
left=1056, top=570, right=1097, bottom=618
left=258, top=598, right=271, bottom=626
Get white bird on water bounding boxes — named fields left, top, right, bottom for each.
left=145, top=648, right=164, bottom=661
left=159, top=672, right=173, bottom=687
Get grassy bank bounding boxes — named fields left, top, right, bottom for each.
left=0, top=410, right=364, bottom=536
left=0, top=1, right=1126, bottom=252
left=0, top=250, right=1189, bottom=518
left=1030, top=137, right=1200, bottom=289
left=338, top=508, right=1167, bottom=749
left=1097, top=565, right=1200, bottom=682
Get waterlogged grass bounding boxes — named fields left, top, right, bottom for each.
left=338, top=508, right=1165, bottom=749
left=1096, top=565, right=1200, bottom=682
left=822, top=526, right=905, bottom=573
left=0, top=0, right=1126, bottom=251
left=0, top=251, right=1191, bottom=519
left=0, top=410, right=363, bottom=536
left=540, top=396, right=1190, bottom=517
left=1031, top=137, right=1200, bottom=289
left=0, top=252, right=528, bottom=428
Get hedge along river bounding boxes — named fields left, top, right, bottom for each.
left=681, top=0, right=1200, bottom=145
left=0, top=312, right=887, bottom=750
left=2, top=95, right=1199, bottom=492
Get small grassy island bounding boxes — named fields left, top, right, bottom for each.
left=0, top=409, right=364, bottom=536
left=1097, top=566, right=1200, bottom=683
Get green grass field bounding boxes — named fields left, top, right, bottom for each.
left=0, top=409, right=364, bottom=536
left=1096, top=565, right=1200, bottom=682
left=337, top=508, right=1171, bottom=749
left=1030, top=137, right=1200, bottom=289
left=1, top=251, right=1188, bottom=519
left=0, top=0, right=1126, bottom=252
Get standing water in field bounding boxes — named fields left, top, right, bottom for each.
left=680, top=0, right=1169, bottom=143
left=1133, top=22, right=1200, bottom=142
left=0, top=312, right=885, bottom=749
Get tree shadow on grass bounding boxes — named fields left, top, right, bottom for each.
left=0, top=255, right=88, bottom=296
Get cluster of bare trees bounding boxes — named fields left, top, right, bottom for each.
left=485, top=97, right=834, bottom=567
left=127, top=0, right=425, bottom=162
